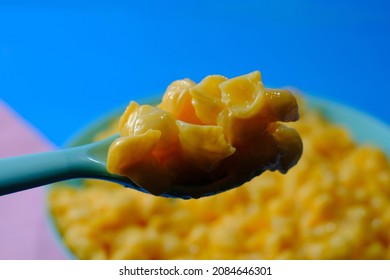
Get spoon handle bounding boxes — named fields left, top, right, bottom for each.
left=0, top=148, right=86, bottom=196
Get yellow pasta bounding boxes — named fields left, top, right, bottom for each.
left=107, top=71, right=303, bottom=197
left=49, top=94, right=390, bottom=260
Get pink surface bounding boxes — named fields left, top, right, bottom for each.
left=0, top=100, right=65, bottom=259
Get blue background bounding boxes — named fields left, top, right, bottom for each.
left=1, top=0, right=389, bottom=146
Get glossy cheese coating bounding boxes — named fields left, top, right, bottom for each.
left=107, top=71, right=303, bottom=198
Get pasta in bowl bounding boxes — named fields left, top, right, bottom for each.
left=46, top=74, right=390, bottom=260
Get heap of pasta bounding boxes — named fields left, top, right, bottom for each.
left=107, top=71, right=303, bottom=198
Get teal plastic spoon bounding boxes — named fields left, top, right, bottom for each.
left=0, top=135, right=155, bottom=197
left=0, top=135, right=243, bottom=199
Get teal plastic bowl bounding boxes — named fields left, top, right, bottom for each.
left=45, top=94, right=390, bottom=259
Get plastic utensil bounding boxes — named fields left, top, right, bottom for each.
left=0, top=135, right=240, bottom=199
left=0, top=135, right=157, bottom=197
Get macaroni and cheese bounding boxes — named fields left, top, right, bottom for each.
left=49, top=94, right=390, bottom=260
left=107, top=71, right=303, bottom=198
